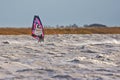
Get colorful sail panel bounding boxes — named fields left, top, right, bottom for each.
left=32, top=15, right=44, bottom=42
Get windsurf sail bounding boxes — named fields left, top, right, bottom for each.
left=32, top=15, right=44, bottom=42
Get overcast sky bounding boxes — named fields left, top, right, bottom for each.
left=0, top=0, right=120, bottom=27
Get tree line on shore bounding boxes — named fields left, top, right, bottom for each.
left=44, top=23, right=108, bottom=28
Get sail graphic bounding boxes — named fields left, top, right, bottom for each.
left=32, top=15, right=44, bottom=42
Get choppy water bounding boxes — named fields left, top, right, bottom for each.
left=0, top=34, right=120, bottom=80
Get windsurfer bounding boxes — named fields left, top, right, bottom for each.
left=32, top=34, right=43, bottom=42
left=32, top=15, right=44, bottom=42
left=38, top=34, right=44, bottom=42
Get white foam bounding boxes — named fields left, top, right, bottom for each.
left=0, top=34, right=120, bottom=80
left=62, top=39, right=120, bottom=46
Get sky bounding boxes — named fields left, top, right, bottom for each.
left=0, top=0, right=120, bottom=27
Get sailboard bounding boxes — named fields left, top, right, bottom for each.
left=32, top=15, right=44, bottom=42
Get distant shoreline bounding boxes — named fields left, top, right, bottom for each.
left=0, top=27, right=120, bottom=35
